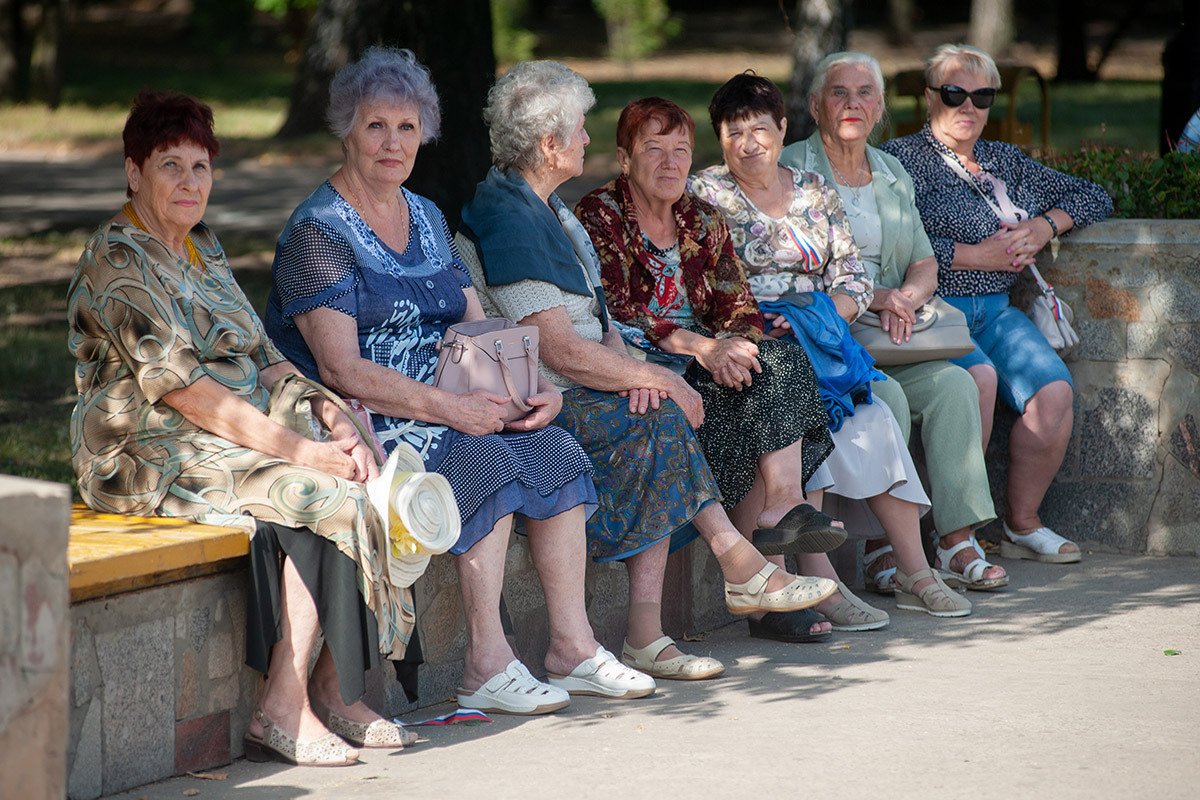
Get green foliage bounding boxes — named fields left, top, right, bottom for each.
left=492, top=0, right=538, bottom=64
left=253, top=0, right=317, bottom=16
left=593, top=0, right=680, bottom=63
left=1045, top=146, right=1200, bottom=219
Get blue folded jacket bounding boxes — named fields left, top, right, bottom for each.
left=759, top=293, right=886, bottom=432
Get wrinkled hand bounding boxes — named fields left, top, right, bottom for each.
left=761, top=312, right=793, bottom=340
left=873, top=288, right=918, bottom=344
left=451, top=390, right=510, bottom=435
left=618, top=387, right=666, bottom=415
left=975, top=225, right=1039, bottom=272
left=298, top=438, right=361, bottom=481
left=505, top=391, right=563, bottom=432
left=698, top=336, right=762, bottom=390
left=313, top=400, right=379, bottom=481
left=665, top=379, right=705, bottom=428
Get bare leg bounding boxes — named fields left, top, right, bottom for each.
left=624, top=540, right=681, bottom=661
left=1006, top=380, right=1077, bottom=555
left=457, top=514, right=519, bottom=691
left=524, top=506, right=605, bottom=677
left=862, top=493, right=936, bottom=594
left=870, top=521, right=1006, bottom=584
left=968, top=364, right=998, bottom=448
left=251, top=556, right=344, bottom=746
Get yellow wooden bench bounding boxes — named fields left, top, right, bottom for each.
left=68, top=504, right=250, bottom=602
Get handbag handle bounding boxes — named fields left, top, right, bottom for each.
left=494, top=338, right=533, bottom=413
left=277, top=373, right=384, bottom=467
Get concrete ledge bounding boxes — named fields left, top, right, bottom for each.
left=69, top=506, right=249, bottom=602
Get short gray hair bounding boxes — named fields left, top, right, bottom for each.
left=810, top=51, right=886, bottom=103
left=327, top=47, right=441, bottom=143
left=926, top=43, right=1001, bottom=90
left=484, top=60, right=596, bottom=173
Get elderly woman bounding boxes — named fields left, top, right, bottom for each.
left=688, top=77, right=970, bottom=621
left=882, top=44, right=1112, bottom=563
left=777, top=52, right=1004, bottom=592
left=578, top=96, right=946, bottom=642
left=69, top=90, right=406, bottom=767
left=263, top=48, right=656, bottom=713
left=458, top=61, right=840, bottom=677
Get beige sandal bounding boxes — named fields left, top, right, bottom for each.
left=724, top=563, right=837, bottom=616
left=819, top=582, right=890, bottom=631
left=894, top=567, right=972, bottom=618
left=313, top=700, right=417, bottom=748
left=621, top=636, right=725, bottom=681
left=243, top=708, right=360, bottom=767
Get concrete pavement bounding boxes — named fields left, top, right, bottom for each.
left=102, top=553, right=1200, bottom=800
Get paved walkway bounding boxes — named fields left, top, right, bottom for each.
left=104, top=553, right=1199, bottom=800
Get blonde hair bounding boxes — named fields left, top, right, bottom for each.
left=925, top=43, right=1001, bottom=89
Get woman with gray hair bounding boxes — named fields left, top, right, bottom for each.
left=459, top=62, right=842, bottom=677
left=264, top=47, right=654, bottom=720
left=882, top=44, right=1111, bottom=568
left=778, top=51, right=1006, bottom=594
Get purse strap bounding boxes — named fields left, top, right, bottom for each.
left=272, top=373, right=384, bottom=467
left=493, top=338, right=534, bottom=414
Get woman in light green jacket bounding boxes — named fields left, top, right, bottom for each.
left=780, top=51, right=1005, bottom=592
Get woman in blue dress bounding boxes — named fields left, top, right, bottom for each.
left=265, top=48, right=655, bottom=714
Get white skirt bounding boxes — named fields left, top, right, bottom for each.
left=806, top=400, right=930, bottom=539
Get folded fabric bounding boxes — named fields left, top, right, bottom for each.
left=759, top=293, right=886, bottom=432
left=613, top=320, right=695, bottom=375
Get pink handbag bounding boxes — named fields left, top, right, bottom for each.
left=433, top=319, right=540, bottom=423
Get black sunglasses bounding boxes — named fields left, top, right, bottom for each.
left=933, top=84, right=998, bottom=109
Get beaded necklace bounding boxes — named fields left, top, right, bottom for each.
left=122, top=201, right=203, bottom=269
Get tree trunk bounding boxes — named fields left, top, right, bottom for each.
left=29, top=0, right=62, bottom=107
left=786, top=0, right=848, bottom=144
left=278, top=0, right=495, bottom=225
left=886, top=0, right=913, bottom=47
left=0, top=0, right=20, bottom=100
left=1055, top=0, right=1093, bottom=82
left=969, top=0, right=1013, bottom=57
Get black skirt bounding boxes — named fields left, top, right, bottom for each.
left=685, top=336, right=833, bottom=507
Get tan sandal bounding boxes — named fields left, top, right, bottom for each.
left=243, top=708, right=360, bottom=767
left=894, top=567, right=972, bottom=618
left=312, top=700, right=417, bottom=748
left=724, top=563, right=836, bottom=616
left=819, top=582, right=890, bottom=631
left=621, top=636, right=725, bottom=681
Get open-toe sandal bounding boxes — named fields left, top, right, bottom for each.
left=863, top=544, right=897, bottom=595
left=819, top=582, right=890, bottom=631
left=752, top=503, right=848, bottom=556
left=894, top=567, right=971, bottom=618
left=243, top=708, right=360, bottom=767
left=747, top=609, right=832, bottom=643
left=312, top=700, right=417, bottom=749
left=548, top=646, right=656, bottom=699
left=621, top=636, right=725, bottom=681
left=724, top=563, right=837, bottom=616
left=935, top=532, right=1009, bottom=591
left=1000, top=522, right=1082, bottom=564
left=456, top=660, right=570, bottom=715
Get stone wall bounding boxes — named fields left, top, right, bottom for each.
left=983, top=219, right=1200, bottom=556
left=0, top=476, right=72, bottom=800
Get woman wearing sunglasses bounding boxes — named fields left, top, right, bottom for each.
left=882, top=44, right=1111, bottom=566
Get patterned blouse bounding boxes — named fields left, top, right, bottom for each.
left=689, top=164, right=873, bottom=319
left=881, top=125, right=1113, bottom=297
left=575, top=174, right=763, bottom=344
left=69, top=222, right=286, bottom=515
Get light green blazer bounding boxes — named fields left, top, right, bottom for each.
left=780, top=132, right=934, bottom=290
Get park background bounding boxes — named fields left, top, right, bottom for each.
left=0, top=0, right=1196, bottom=487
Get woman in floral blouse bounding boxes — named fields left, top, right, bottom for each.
left=691, top=75, right=973, bottom=624
left=882, top=44, right=1112, bottom=564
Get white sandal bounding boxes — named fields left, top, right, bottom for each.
left=1000, top=522, right=1082, bottom=564
left=863, top=544, right=897, bottom=595
left=456, top=660, right=570, bottom=715
left=548, top=646, right=656, bottom=699
left=724, top=563, right=836, bottom=615
left=621, top=636, right=725, bottom=681
left=935, top=532, right=1009, bottom=591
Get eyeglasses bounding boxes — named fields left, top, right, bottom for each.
left=933, top=84, right=998, bottom=109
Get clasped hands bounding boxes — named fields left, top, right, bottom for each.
left=978, top=218, right=1053, bottom=273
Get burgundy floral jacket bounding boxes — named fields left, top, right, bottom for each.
left=575, top=175, right=764, bottom=345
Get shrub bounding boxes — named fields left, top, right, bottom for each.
left=492, top=0, right=538, bottom=64
left=1044, top=145, right=1200, bottom=219
left=593, top=0, right=680, bottom=64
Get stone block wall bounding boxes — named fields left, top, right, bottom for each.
left=983, top=220, right=1200, bottom=556
left=0, top=476, right=72, bottom=800
left=68, top=571, right=255, bottom=799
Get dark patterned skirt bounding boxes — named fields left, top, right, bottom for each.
left=685, top=336, right=834, bottom=507
left=555, top=388, right=719, bottom=561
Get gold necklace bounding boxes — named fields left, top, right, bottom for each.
left=337, top=177, right=409, bottom=249
left=122, top=201, right=203, bottom=269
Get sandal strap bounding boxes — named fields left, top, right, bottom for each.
left=1003, top=523, right=1074, bottom=554
left=937, top=533, right=995, bottom=582
left=622, top=635, right=675, bottom=666
left=482, top=660, right=556, bottom=697
left=726, top=562, right=776, bottom=595
left=863, top=544, right=894, bottom=569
